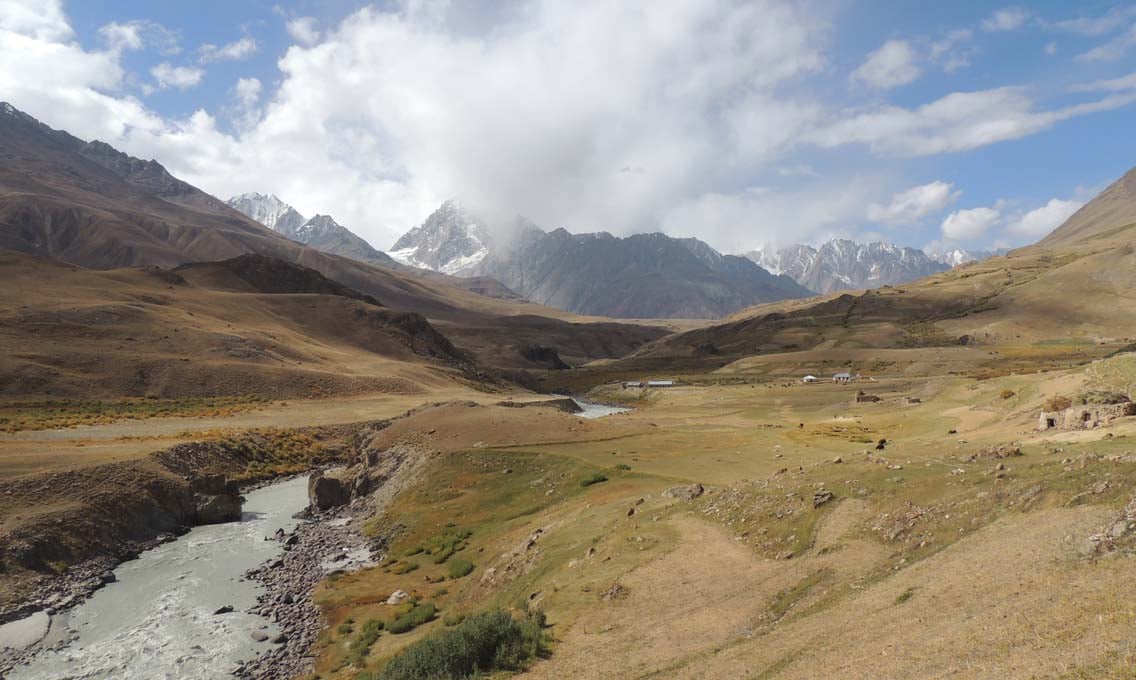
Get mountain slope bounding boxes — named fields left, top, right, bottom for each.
left=389, top=202, right=811, bottom=319
left=0, top=103, right=671, bottom=371
left=747, top=240, right=948, bottom=294
left=619, top=164, right=1136, bottom=368
left=1040, top=167, right=1136, bottom=247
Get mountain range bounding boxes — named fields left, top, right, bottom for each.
left=746, top=240, right=949, bottom=295
left=389, top=201, right=812, bottom=319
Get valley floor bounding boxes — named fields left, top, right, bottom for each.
left=7, top=347, right=1136, bottom=679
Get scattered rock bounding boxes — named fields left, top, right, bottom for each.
left=251, top=631, right=269, bottom=642
left=213, top=605, right=235, bottom=615
left=813, top=490, right=835, bottom=508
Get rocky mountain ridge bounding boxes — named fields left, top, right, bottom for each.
left=226, top=193, right=392, bottom=266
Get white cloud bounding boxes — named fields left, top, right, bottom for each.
left=1073, top=71, right=1136, bottom=92
left=981, top=8, right=1030, bottom=32
left=941, top=206, right=1001, bottom=240
left=151, top=62, right=203, bottom=90
left=808, top=86, right=1136, bottom=156
left=661, top=179, right=880, bottom=252
left=0, top=0, right=71, bottom=41
left=868, top=180, right=960, bottom=224
left=1055, top=7, right=1136, bottom=37
left=1077, top=24, right=1136, bottom=62
left=97, top=20, right=178, bottom=55
left=850, top=39, right=919, bottom=90
left=1006, top=198, right=1083, bottom=238
left=286, top=17, right=320, bottom=45
left=199, top=36, right=257, bottom=63
left=235, top=77, right=261, bottom=108
left=777, top=163, right=819, bottom=178
left=929, top=29, right=976, bottom=72
left=1044, top=41, right=1057, bottom=56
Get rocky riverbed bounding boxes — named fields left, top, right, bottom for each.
left=236, top=503, right=381, bottom=680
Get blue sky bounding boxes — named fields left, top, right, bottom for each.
left=2, top=1, right=1135, bottom=255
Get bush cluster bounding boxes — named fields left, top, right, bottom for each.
left=379, top=609, right=548, bottom=680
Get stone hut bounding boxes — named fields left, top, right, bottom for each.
left=1038, top=401, right=1136, bottom=431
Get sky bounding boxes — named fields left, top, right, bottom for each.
left=2, top=0, right=1135, bottom=256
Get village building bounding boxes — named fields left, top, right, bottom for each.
left=833, top=372, right=854, bottom=383
left=647, top=380, right=675, bottom=387
left=802, top=375, right=818, bottom=383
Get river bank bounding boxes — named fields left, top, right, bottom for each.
left=3, top=477, right=316, bottom=679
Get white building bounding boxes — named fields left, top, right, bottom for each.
left=833, top=372, right=854, bottom=383
left=802, top=375, right=818, bottom=383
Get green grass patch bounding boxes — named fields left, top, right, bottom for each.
left=579, top=472, right=609, bottom=487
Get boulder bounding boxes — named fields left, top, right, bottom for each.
left=308, top=471, right=351, bottom=511
left=386, top=589, right=410, bottom=605
left=662, top=483, right=704, bottom=501
left=194, top=492, right=243, bottom=525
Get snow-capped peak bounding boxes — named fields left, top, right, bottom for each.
left=388, top=200, right=492, bottom=274
left=226, top=193, right=307, bottom=236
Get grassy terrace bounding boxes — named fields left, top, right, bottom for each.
left=0, top=395, right=270, bottom=432
left=306, top=351, right=1136, bottom=678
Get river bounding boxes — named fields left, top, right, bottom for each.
left=8, top=476, right=310, bottom=680
left=571, top=397, right=632, bottom=419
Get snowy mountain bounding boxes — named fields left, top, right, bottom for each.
left=226, top=194, right=392, bottom=266
left=389, top=200, right=492, bottom=274
left=387, top=202, right=811, bottom=318
left=227, top=192, right=306, bottom=236
left=924, top=246, right=1008, bottom=267
left=746, top=240, right=948, bottom=295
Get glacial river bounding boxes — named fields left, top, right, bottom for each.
left=571, top=397, right=631, bottom=419
left=9, top=476, right=309, bottom=680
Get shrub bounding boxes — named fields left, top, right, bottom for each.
left=442, top=612, right=465, bottom=627
left=390, top=602, right=437, bottom=634
left=1000, top=389, right=1015, bottom=400
left=579, top=472, right=609, bottom=488
left=447, top=559, right=474, bottom=579
left=613, top=463, right=631, bottom=471
left=379, top=609, right=548, bottom=680
left=347, top=619, right=386, bottom=667
left=1043, top=395, right=1073, bottom=412
left=391, top=561, right=419, bottom=575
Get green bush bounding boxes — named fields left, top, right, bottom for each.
left=579, top=472, right=608, bottom=488
left=447, top=559, right=474, bottom=579
left=347, top=619, right=386, bottom=667
left=390, top=602, right=437, bottom=634
left=613, top=463, right=631, bottom=471
left=442, top=612, right=465, bottom=627
left=391, top=561, right=419, bottom=575
left=379, top=609, right=548, bottom=680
